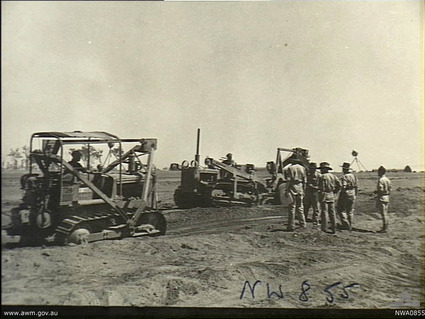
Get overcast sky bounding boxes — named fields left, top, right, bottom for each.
left=2, top=1, right=423, bottom=170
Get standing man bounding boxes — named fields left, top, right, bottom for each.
left=375, top=166, right=392, bottom=233
left=304, top=162, right=321, bottom=226
left=318, top=162, right=341, bottom=235
left=337, top=162, right=358, bottom=230
left=285, top=154, right=307, bottom=231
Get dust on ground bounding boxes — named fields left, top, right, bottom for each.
left=2, top=170, right=424, bottom=308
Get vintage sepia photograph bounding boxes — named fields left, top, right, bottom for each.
left=2, top=0, right=424, bottom=317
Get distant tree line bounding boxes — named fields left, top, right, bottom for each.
left=2, top=146, right=418, bottom=173
left=3, top=146, right=30, bottom=170
left=370, top=166, right=415, bottom=173
left=2, top=145, right=123, bottom=170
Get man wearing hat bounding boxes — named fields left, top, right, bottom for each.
left=63, top=150, right=88, bottom=178
left=285, top=154, right=307, bottom=231
left=68, top=150, right=86, bottom=172
left=222, top=153, right=236, bottom=167
left=221, top=153, right=236, bottom=179
left=304, top=162, right=321, bottom=226
left=317, top=162, right=341, bottom=234
left=337, top=162, right=358, bottom=230
left=64, top=150, right=87, bottom=205
left=375, top=166, right=392, bottom=233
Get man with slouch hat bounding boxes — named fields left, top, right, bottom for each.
left=304, top=162, right=321, bottom=226
left=318, top=162, right=341, bottom=235
left=337, top=162, right=358, bottom=230
left=285, top=154, right=307, bottom=231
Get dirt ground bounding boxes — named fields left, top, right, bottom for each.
left=1, top=170, right=424, bottom=309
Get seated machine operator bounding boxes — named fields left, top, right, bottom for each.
left=63, top=150, right=88, bottom=183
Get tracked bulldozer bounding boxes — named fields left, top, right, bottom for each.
left=2, top=131, right=166, bottom=246
left=173, top=129, right=268, bottom=208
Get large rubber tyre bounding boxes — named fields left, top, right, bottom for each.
left=140, top=212, right=167, bottom=236
left=277, top=184, right=286, bottom=205
left=181, top=160, right=190, bottom=169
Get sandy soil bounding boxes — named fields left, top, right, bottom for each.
left=1, top=170, right=424, bottom=308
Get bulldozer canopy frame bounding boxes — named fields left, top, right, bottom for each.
left=28, top=132, right=157, bottom=213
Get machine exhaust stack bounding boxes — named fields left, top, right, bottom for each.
left=195, top=128, right=201, bottom=166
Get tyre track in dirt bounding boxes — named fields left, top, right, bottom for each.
left=165, top=214, right=284, bottom=236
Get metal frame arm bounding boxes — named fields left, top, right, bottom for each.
left=102, top=145, right=145, bottom=174
left=206, top=158, right=264, bottom=184
left=49, top=155, right=129, bottom=222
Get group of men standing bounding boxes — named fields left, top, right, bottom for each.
left=284, top=155, right=392, bottom=235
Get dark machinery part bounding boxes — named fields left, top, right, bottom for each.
left=2, top=131, right=166, bottom=246
left=265, top=147, right=310, bottom=204
left=194, top=128, right=201, bottom=166
left=173, top=128, right=215, bottom=208
left=204, top=157, right=268, bottom=206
